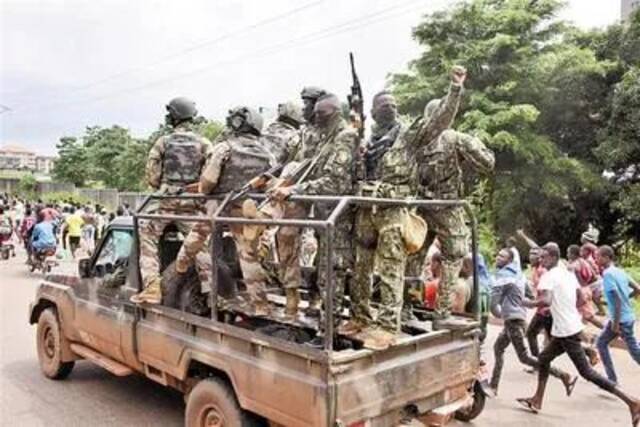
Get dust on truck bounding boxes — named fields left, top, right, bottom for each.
left=29, top=194, right=486, bottom=426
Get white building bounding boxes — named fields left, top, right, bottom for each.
left=0, top=144, right=56, bottom=174
left=622, top=0, right=640, bottom=20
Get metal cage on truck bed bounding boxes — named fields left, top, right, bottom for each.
left=134, top=193, right=482, bottom=353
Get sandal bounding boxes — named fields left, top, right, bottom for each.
left=516, top=398, right=540, bottom=414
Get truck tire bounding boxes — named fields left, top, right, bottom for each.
left=36, top=308, right=75, bottom=380
left=185, top=378, right=263, bottom=427
left=454, top=381, right=486, bottom=422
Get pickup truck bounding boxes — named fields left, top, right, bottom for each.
left=29, top=195, right=485, bottom=426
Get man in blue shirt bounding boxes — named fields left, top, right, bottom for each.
left=31, top=220, right=57, bottom=253
left=596, top=245, right=640, bottom=385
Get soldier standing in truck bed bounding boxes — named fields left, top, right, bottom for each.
left=132, top=97, right=213, bottom=305
left=346, top=67, right=467, bottom=349
left=270, top=93, right=359, bottom=326
left=174, top=106, right=275, bottom=315
left=414, top=101, right=495, bottom=321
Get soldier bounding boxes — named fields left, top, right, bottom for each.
left=132, top=97, right=213, bottom=304
left=414, top=103, right=495, bottom=321
left=174, top=106, right=275, bottom=315
left=261, top=101, right=304, bottom=163
left=270, top=93, right=359, bottom=324
left=345, top=91, right=404, bottom=334
left=350, top=66, right=467, bottom=348
left=256, top=87, right=326, bottom=318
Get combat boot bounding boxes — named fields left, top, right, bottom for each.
left=337, top=319, right=366, bottom=336
left=356, top=327, right=396, bottom=351
left=284, top=288, right=300, bottom=318
left=130, top=278, right=162, bottom=304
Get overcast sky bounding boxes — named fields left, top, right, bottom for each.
left=0, top=0, right=621, bottom=155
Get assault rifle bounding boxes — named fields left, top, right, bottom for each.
left=347, top=52, right=365, bottom=140
left=230, top=163, right=285, bottom=202
left=257, top=157, right=314, bottom=209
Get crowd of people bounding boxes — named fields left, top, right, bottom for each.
left=0, top=193, right=131, bottom=264
left=475, top=227, right=640, bottom=424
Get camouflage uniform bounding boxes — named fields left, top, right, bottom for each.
left=176, top=132, right=274, bottom=308
left=365, top=82, right=464, bottom=332
left=351, top=121, right=403, bottom=326
left=261, top=101, right=303, bottom=163
left=412, top=129, right=494, bottom=317
left=136, top=123, right=213, bottom=303
left=291, top=116, right=358, bottom=316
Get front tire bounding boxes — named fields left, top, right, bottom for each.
left=185, top=378, right=262, bottom=427
left=36, top=308, right=75, bottom=380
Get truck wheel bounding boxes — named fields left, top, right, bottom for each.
left=1, top=250, right=8, bottom=260
left=186, top=378, right=262, bottom=427
left=454, top=381, right=486, bottom=422
left=36, top=308, right=75, bottom=380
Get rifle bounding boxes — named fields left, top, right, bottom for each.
left=347, top=52, right=365, bottom=139
left=257, top=158, right=314, bottom=209
left=230, top=163, right=285, bottom=202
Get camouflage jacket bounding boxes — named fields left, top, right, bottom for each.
left=200, top=132, right=274, bottom=195
left=287, top=123, right=322, bottom=163
left=145, top=123, right=213, bottom=193
left=379, top=83, right=463, bottom=196
left=261, top=120, right=301, bottom=163
left=293, top=117, right=358, bottom=196
left=363, top=121, right=403, bottom=181
left=417, top=129, right=494, bottom=199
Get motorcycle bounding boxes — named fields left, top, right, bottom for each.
left=0, top=232, right=15, bottom=260
left=28, top=248, right=58, bottom=273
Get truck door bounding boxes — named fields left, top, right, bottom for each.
left=74, top=228, right=134, bottom=363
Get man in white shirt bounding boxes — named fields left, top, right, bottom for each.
left=517, top=242, right=640, bottom=426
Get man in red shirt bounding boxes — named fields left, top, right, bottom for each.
left=525, top=248, right=551, bottom=357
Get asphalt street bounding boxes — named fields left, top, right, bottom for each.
left=1, top=247, right=639, bottom=426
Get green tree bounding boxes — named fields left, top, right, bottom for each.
left=53, top=136, right=88, bottom=187
left=18, top=173, right=37, bottom=199
left=389, top=0, right=608, bottom=247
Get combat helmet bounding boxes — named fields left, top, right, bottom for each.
left=166, top=97, right=197, bottom=122
left=227, top=106, right=264, bottom=136
left=300, top=86, right=327, bottom=101
left=277, top=101, right=304, bottom=127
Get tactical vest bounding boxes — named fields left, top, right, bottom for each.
left=215, top=137, right=273, bottom=193
left=364, top=122, right=402, bottom=181
left=416, top=130, right=462, bottom=199
left=261, top=121, right=295, bottom=163
left=161, top=131, right=205, bottom=186
left=379, top=120, right=419, bottom=197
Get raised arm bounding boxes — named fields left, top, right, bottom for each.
left=454, top=131, right=495, bottom=173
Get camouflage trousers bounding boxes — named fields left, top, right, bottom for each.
left=139, top=199, right=210, bottom=292
left=260, top=201, right=306, bottom=290
left=407, top=205, right=469, bottom=318
left=176, top=201, right=268, bottom=303
left=354, top=205, right=417, bottom=332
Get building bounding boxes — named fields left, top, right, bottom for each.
left=622, top=0, right=640, bottom=21
left=0, top=144, right=56, bottom=174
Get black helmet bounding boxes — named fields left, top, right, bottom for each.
left=166, top=97, right=197, bottom=122
left=300, top=86, right=327, bottom=101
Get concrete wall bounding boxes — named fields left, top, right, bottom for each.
left=78, top=189, right=119, bottom=210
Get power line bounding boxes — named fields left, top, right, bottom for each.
left=3, top=0, right=323, bottom=101
left=13, top=0, right=430, bottom=115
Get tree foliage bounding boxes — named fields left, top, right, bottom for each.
left=53, top=118, right=224, bottom=191
left=389, top=0, right=639, bottom=247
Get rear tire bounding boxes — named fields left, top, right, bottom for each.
left=454, top=381, right=486, bottom=422
left=185, top=378, right=263, bottom=427
left=36, top=308, right=74, bottom=380
left=1, top=250, right=9, bottom=260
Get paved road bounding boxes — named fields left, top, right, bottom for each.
left=1, top=247, right=639, bottom=426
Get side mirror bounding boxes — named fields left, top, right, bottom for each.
left=78, top=258, right=92, bottom=278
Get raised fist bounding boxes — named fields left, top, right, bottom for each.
left=451, top=65, right=467, bottom=85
